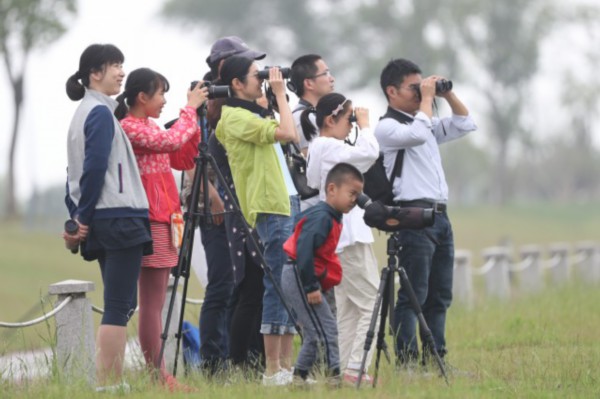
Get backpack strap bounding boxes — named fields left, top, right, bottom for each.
left=379, top=106, right=413, bottom=181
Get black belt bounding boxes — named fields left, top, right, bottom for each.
left=397, top=199, right=447, bottom=213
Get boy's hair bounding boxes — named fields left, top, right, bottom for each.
left=325, top=162, right=364, bottom=188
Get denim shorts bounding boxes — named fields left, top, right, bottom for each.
left=256, top=195, right=300, bottom=335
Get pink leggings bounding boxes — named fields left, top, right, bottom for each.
left=138, top=267, right=171, bottom=379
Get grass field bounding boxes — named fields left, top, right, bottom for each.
left=1, top=202, right=599, bottom=397
left=2, top=283, right=599, bottom=398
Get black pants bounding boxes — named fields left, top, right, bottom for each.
left=199, top=222, right=234, bottom=369
left=228, top=248, right=265, bottom=368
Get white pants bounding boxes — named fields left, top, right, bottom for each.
left=336, top=242, right=380, bottom=371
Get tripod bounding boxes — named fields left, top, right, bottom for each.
left=157, top=103, right=301, bottom=376
left=356, top=232, right=448, bottom=388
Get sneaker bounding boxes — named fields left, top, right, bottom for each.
left=163, top=374, right=197, bottom=393
left=282, top=367, right=294, bottom=384
left=262, top=370, right=292, bottom=386
left=306, top=376, right=318, bottom=385
left=342, top=370, right=373, bottom=386
left=95, top=382, right=131, bottom=394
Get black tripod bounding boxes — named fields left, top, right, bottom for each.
left=157, top=103, right=301, bottom=376
left=356, top=232, right=448, bottom=388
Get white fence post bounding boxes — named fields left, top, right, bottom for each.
left=574, top=241, right=600, bottom=284
left=547, top=243, right=571, bottom=286
left=48, top=280, right=95, bottom=386
left=481, top=247, right=511, bottom=300
left=517, top=245, right=543, bottom=294
left=453, top=250, right=473, bottom=308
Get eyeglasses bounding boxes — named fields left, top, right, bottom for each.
left=309, top=70, right=332, bottom=79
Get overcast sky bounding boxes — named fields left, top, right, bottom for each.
left=1, top=0, right=213, bottom=201
left=1, top=0, right=598, bottom=202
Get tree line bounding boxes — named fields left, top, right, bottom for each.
left=2, top=0, right=599, bottom=220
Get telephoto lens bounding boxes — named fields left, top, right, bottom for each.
left=64, top=219, right=79, bottom=254
left=190, top=80, right=230, bottom=100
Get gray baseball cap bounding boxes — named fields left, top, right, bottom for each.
left=206, top=36, right=266, bottom=66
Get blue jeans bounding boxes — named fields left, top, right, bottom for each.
left=282, top=262, right=339, bottom=372
left=393, top=211, right=454, bottom=362
left=256, top=195, right=300, bottom=335
left=199, top=222, right=234, bottom=366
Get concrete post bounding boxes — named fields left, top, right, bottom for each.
left=48, top=280, right=95, bottom=386
left=548, top=243, right=571, bottom=286
left=574, top=242, right=600, bottom=284
left=518, top=245, right=543, bottom=294
left=481, top=247, right=511, bottom=300
left=453, top=250, right=473, bottom=308
left=161, top=276, right=184, bottom=372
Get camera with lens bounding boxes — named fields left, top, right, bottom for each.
left=190, top=80, right=230, bottom=99
left=411, top=79, right=453, bottom=100
left=256, top=66, right=291, bottom=80
left=356, top=193, right=434, bottom=232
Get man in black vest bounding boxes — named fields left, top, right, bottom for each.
left=373, top=58, right=477, bottom=368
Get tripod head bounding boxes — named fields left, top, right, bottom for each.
left=356, top=193, right=434, bottom=232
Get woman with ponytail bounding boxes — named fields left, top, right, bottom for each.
left=64, top=44, right=152, bottom=393
left=215, top=55, right=299, bottom=386
left=115, top=67, right=208, bottom=392
left=304, top=93, right=381, bottom=384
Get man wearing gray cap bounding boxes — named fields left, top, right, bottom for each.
left=206, top=36, right=266, bottom=78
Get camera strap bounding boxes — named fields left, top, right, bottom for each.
left=225, top=97, right=273, bottom=118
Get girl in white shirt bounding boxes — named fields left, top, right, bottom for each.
left=303, top=93, right=380, bottom=384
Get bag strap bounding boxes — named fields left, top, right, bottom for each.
left=380, top=106, right=413, bottom=181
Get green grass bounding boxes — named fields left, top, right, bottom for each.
left=2, top=283, right=599, bottom=398
left=0, top=221, right=203, bottom=354
left=1, top=202, right=600, bottom=397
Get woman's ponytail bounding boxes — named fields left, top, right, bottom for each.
left=65, top=71, right=85, bottom=101
left=300, top=106, right=318, bottom=142
left=114, top=92, right=128, bottom=120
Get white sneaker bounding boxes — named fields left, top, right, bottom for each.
left=95, top=382, right=131, bottom=393
left=262, top=370, right=292, bottom=386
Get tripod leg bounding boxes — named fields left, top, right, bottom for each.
left=357, top=266, right=391, bottom=389
left=397, top=267, right=449, bottom=385
left=157, top=141, right=205, bottom=376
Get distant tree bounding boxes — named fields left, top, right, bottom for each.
left=0, top=0, right=76, bottom=219
left=160, top=0, right=467, bottom=83
left=161, top=0, right=600, bottom=204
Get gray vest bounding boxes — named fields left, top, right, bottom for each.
left=66, top=89, right=148, bottom=216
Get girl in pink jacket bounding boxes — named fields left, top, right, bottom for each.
left=115, top=68, right=208, bottom=392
